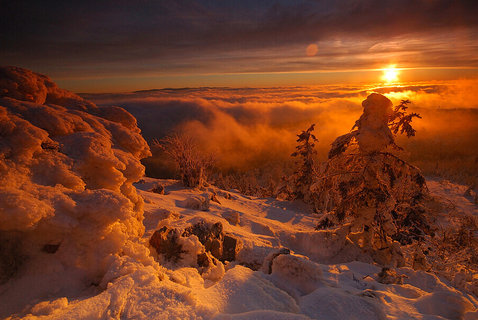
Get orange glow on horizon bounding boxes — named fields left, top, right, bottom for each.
left=382, top=65, right=400, bottom=83
left=54, top=66, right=478, bottom=93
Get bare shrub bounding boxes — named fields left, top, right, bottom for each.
left=425, top=215, right=478, bottom=281
left=212, top=169, right=279, bottom=198
left=152, top=134, right=214, bottom=188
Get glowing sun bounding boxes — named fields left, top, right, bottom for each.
left=382, top=65, right=399, bottom=83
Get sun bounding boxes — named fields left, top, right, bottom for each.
left=382, top=65, right=399, bottom=83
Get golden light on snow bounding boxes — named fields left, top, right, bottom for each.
left=382, top=65, right=399, bottom=83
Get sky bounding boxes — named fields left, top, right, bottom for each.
left=2, top=0, right=478, bottom=92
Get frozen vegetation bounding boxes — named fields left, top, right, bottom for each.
left=0, top=67, right=477, bottom=319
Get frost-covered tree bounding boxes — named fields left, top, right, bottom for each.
left=288, top=124, right=318, bottom=201
left=328, top=94, right=421, bottom=158
left=153, top=134, right=214, bottom=188
left=312, top=93, right=427, bottom=267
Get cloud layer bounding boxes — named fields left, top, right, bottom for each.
left=84, top=80, right=478, bottom=184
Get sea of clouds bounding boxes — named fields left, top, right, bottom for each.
left=83, top=80, right=478, bottom=186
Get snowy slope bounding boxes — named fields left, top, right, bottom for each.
left=427, top=179, right=478, bottom=217
left=15, top=177, right=476, bottom=320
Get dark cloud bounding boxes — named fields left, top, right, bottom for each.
left=2, top=0, right=478, bottom=80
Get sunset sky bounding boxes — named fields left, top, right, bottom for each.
left=2, top=0, right=478, bottom=92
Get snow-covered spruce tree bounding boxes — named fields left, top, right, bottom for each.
left=153, top=134, right=214, bottom=188
left=312, top=93, right=426, bottom=266
left=275, top=124, right=318, bottom=201
left=290, top=124, right=319, bottom=201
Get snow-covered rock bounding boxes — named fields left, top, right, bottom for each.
left=182, top=194, right=211, bottom=211
left=0, top=66, right=153, bottom=316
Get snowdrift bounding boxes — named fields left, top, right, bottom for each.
left=0, top=66, right=153, bottom=316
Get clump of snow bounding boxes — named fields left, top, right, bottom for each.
left=207, top=265, right=301, bottom=314
left=356, top=93, right=394, bottom=154
left=0, top=66, right=153, bottom=316
left=182, top=193, right=211, bottom=211
left=269, top=253, right=323, bottom=297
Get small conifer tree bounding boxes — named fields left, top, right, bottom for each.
left=388, top=99, right=422, bottom=138
left=290, top=124, right=318, bottom=200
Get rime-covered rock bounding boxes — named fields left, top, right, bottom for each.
left=149, top=220, right=242, bottom=275
left=149, top=226, right=184, bottom=263
left=149, top=222, right=228, bottom=281
left=0, top=66, right=153, bottom=307
left=222, top=234, right=242, bottom=262
left=182, top=221, right=223, bottom=253
left=149, top=183, right=165, bottom=194
left=0, top=66, right=94, bottom=107
left=222, top=210, right=241, bottom=226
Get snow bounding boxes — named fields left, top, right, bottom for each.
left=4, top=175, right=478, bottom=319
left=427, top=178, right=478, bottom=216
left=356, top=93, right=394, bottom=154
left=0, top=66, right=154, bottom=317
left=49, top=176, right=471, bottom=320
left=1, top=67, right=477, bottom=319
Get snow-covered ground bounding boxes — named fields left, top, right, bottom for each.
left=427, top=179, right=478, bottom=217
left=6, top=177, right=474, bottom=320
